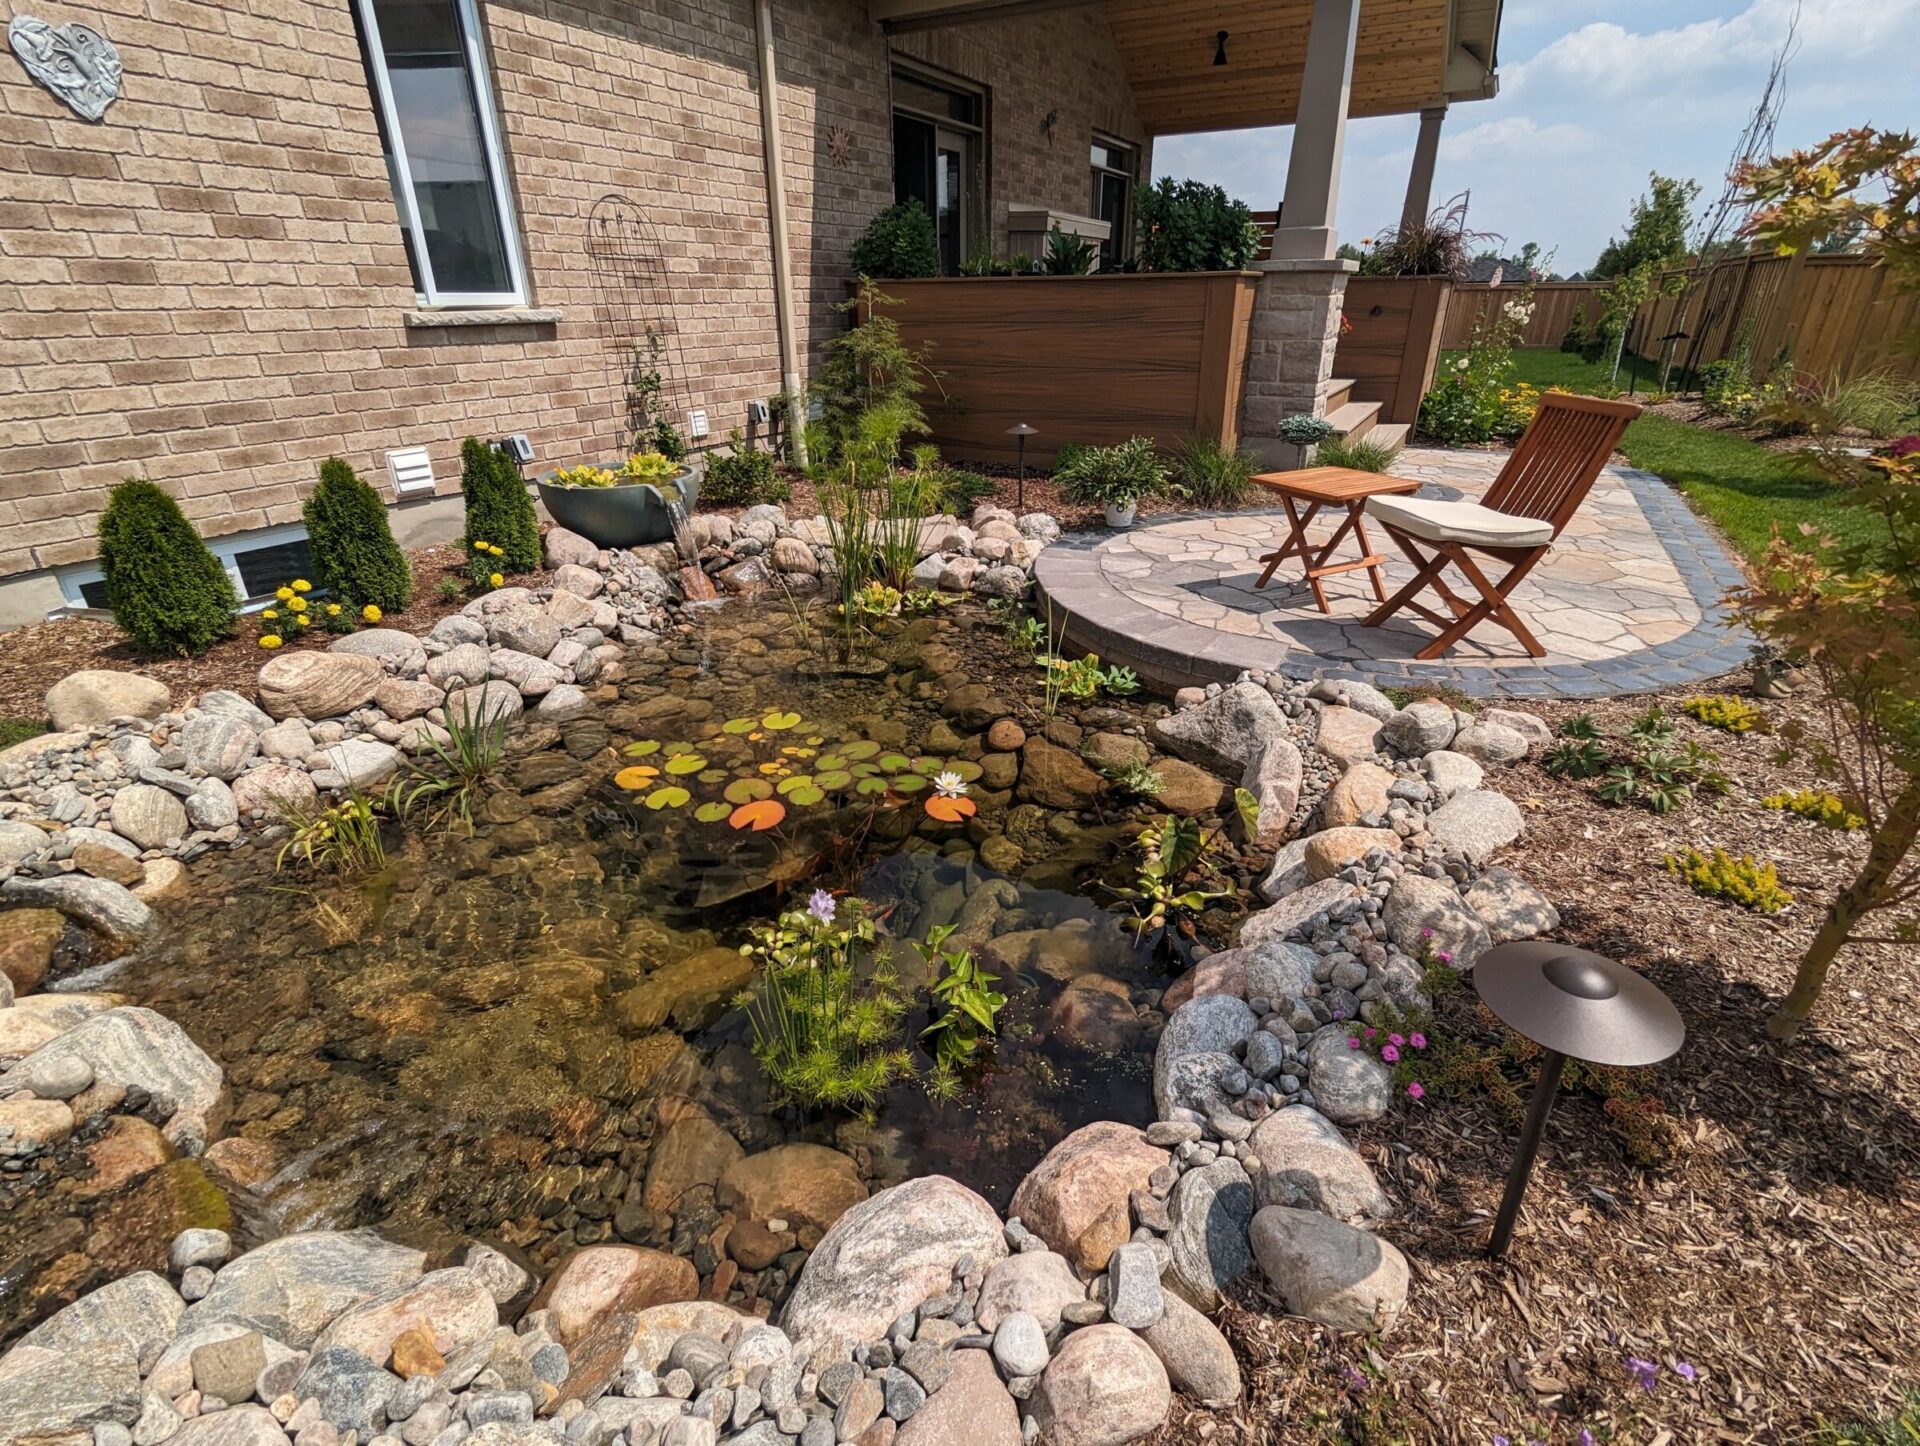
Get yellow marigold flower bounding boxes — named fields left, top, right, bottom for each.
left=275, top=586, right=294, bottom=601
left=488, top=545, right=504, bottom=557
left=326, top=602, right=342, bottom=616
left=291, top=579, right=311, bottom=592
left=258, top=634, right=283, bottom=649
left=287, top=596, right=307, bottom=612
left=362, top=604, right=382, bottom=623
left=262, top=609, right=278, bottom=620
left=473, top=540, right=489, bottom=551
left=489, top=572, right=504, bottom=588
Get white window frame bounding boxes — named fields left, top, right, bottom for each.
left=353, top=0, right=529, bottom=309
left=58, top=522, right=315, bottom=613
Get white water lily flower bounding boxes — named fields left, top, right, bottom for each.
left=933, top=771, right=968, bottom=798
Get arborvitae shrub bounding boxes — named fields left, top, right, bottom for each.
left=459, top=437, right=540, bottom=573
left=303, top=456, right=413, bottom=612
left=96, top=479, right=238, bottom=655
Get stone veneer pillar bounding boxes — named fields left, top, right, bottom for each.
left=1237, top=257, right=1356, bottom=468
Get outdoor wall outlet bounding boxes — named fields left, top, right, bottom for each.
left=503, top=433, right=534, bottom=464
left=746, top=400, right=770, bottom=424
left=689, top=409, right=710, bottom=439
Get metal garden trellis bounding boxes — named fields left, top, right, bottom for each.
left=586, top=194, right=693, bottom=460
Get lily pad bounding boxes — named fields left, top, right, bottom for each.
left=762, top=711, right=803, bottom=731
left=814, top=769, right=853, bottom=790
left=664, top=753, right=707, bottom=775
left=721, top=717, right=759, bottom=734
left=890, top=774, right=928, bottom=794
left=697, top=769, right=727, bottom=784
left=662, top=741, right=694, bottom=756
left=878, top=753, right=912, bottom=773
left=614, top=766, right=659, bottom=790
left=725, top=778, right=775, bottom=805
left=855, top=776, right=891, bottom=796
left=730, top=799, right=786, bottom=831
left=645, top=786, right=690, bottom=810
left=694, top=801, right=733, bottom=823
left=841, top=741, right=881, bottom=760
left=942, top=759, right=984, bottom=782
left=785, top=784, right=826, bottom=806
left=776, top=775, right=815, bottom=796
left=623, top=740, right=661, bottom=757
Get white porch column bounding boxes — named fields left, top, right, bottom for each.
left=1400, top=103, right=1448, bottom=232
left=1270, top=0, right=1359, bottom=260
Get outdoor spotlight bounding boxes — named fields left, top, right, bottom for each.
left=1214, top=30, right=1228, bottom=66
left=1005, top=423, right=1038, bottom=511
left=1473, top=941, right=1685, bottom=1258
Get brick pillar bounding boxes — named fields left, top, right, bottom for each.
left=1237, top=257, right=1355, bottom=468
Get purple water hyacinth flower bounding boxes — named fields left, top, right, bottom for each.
left=807, top=889, right=836, bottom=925
left=1626, top=1356, right=1658, bottom=1391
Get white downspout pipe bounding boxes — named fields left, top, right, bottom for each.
left=754, top=0, right=808, bottom=467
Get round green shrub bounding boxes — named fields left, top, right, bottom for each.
left=96, top=479, right=238, bottom=655
left=851, top=200, right=939, bottom=279
left=304, top=456, right=413, bottom=612
left=459, top=437, right=540, bottom=573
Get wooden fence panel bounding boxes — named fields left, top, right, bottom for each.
left=1335, top=276, right=1451, bottom=423
left=1439, top=282, right=1604, bottom=349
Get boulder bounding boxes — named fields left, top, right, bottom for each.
left=1165, top=1158, right=1256, bottom=1310
left=1482, top=707, right=1551, bottom=749
left=1382, top=873, right=1491, bottom=971
left=179, top=1229, right=427, bottom=1349
left=1029, top=1325, right=1170, bottom=1446
left=132, top=855, right=189, bottom=905
left=1465, top=866, right=1561, bottom=942
left=169, top=1404, right=291, bottom=1445
left=536, top=684, right=592, bottom=722
left=331, top=628, right=427, bottom=667
left=1426, top=789, right=1524, bottom=864
left=1, top=1006, right=225, bottom=1152
left=1245, top=939, right=1320, bottom=1004
left=45, top=670, right=170, bottom=729
left=17, top=1269, right=183, bottom=1373
left=0, top=1341, right=141, bottom=1439
left=627, top=1300, right=749, bottom=1371
left=1380, top=702, right=1456, bottom=756
left=311, top=1266, right=498, bottom=1367
left=1308, top=677, right=1397, bottom=721
left=0, top=991, right=121, bottom=1062
left=528, top=1246, right=697, bottom=1343
left=318, top=739, right=403, bottom=790
left=1422, top=749, right=1484, bottom=797
left=895, top=1345, right=1020, bottom=1446
left=545, top=526, right=599, bottom=568
left=489, top=647, right=566, bottom=696
left=1248, top=1106, right=1393, bottom=1221
left=1303, top=826, right=1400, bottom=882
left=782, top=1176, right=1007, bottom=1353
left=256, top=651, right=382, bottom=720
left=73, top=841, right=144, bottom=888
left=974, top=1249, right=1084, bottom=1337
left=1249, top=1206, right=1408, bottom=1335
left=0, top=817, right=49, bottom=868
left=642, top=1114, right=745, bottom=1212
left=1139, top=1291, right=1241, bottom=1406
left=617, top=946, right=753, bottom=1033
left=1159, top=948, right=1247, bottom=1012
left=487, top=605, right=562, bottom=658
left=426, top=642, right=492, bottom=691
left=1153, top=759, right=1230, bottom=817
left=110, top=782, right=188, bottom=849
left=195, top=688, right=275, bottom=731
left=185, top=779, right=238, bottom=831
left=0, top=875, right=151, bottom=949
left=373, top=678, right=444, bottom=721
left=445, top=680, right=525, bottom=728
left=1303, top=1031, right=1394, bottom=1125
left=1258, top=837, right=1311, bottom=902
left=0, top=1096, right=73, bottom=1155
left=1240, top=737, right=1303, bottom=846
left=1237, top=878, right=1361, bottom=948
left=1320, top=762, right=1395, bottom=829
left=1016, top=736, right=1103, bottom=809
left=1451, top=721, right=1529, bottom=766
left=181, top=714, right=260, bottom=781
left=718, top=1143, right=868, bottom=1239
left=230, top=762, right=318, bottom=819
left=1152, top=681, right=1287, bottom=776
left=0, top=906, right=63, bottom=994
left=1152, top=995, right=1256, bottom=1117
left=1314, top=706, right=1383, bottom=766
left=1047, top=972, right=1141, bottom=1051
left=551, top=562, right=605, bottom=597
left=1007, top=1121, right=1169, bottom=1271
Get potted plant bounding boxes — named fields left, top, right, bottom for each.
left=536, top=450, right=701, bottom=548
left=1273, top=414, right=1336, bottom=471
left=1054, top=435, right=1171, bottom=528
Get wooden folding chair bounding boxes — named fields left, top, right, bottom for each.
left=1360, top=392, right=1642, bottom=660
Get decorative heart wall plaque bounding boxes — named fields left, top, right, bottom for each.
left=9, top=14, right=122, bottom=122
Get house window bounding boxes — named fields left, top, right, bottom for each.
left=892, top=65, right=985, bottom=275
left=353, top=0, right=527, bottom=307
left=1091, top=136, right=1136, bottom=268
left=59, top=525, right=315, bottom=612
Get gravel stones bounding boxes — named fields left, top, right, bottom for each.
left=1248, top=1106, right=1393, bottom=1221
left=1029, top=1325, right=1170, bottom=1446
left=110, top=783, right=188, bottom=849
left=1249, top=1206, right=1409, bottom=1336
left=1426, top=789, right=1524, bottom=864
left=991, top=1310, right=1050, bottom=1377
left=1164, top=1159, right=1256, bottom=1310
left=1152, top=681, right=1287, bottom=776
left=1382, top=873, right=1492, bottom=971
left=45, top=670, right=171, bottom=730
left=1006, top=1122, right=1169, bottom=1272
left=256, top=651, right=383, bottom=720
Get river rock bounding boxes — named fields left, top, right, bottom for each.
left=330, top=627, right=426, bottom=668
left=1153, top=995, right=1256, bottom=1117
left=1047, top=972, right=1141, bottom=1051
left=1016, top=736, right=1103, bottom=809
left=0, top=1341, right=141, bottom=1439
left=1320, top=762, right=1395, bottom=829
left=180, top=1229, right=427, bottom=1349
left=374, top=678, right=444, bottom=721
left=532, top=1246, right=698, bottom=1343
left=974, top=1249, right=1084, bottom=1336
left=0, top=906, right=63, bottom=993
left=1165, top=1158, right=1256, bottom=1310
left=170, top=1404, right=292, bottom=1445
left=318, top=739, right=403, bottom=790
left=616, top=946, right=752, bottom=1033
left=1451, top=721, right=1530, bottom=765
left=1152, top=681, right=1286, bottom=775
left=194, top=688, right=275, bottom=731
left=1481, top=707, right=1551, bottom=748
left=1314, top=706, right=1383, bottom=766
left=1240, top=737, right=1303, bottom=846
left=1149, top=758, right=1227, bottom=816
left=782, top=1176, right=1007, bottom=1352
left=894, top=1346, right=1019, bottom=1446
left=718, top=1143, right=867, bottom=1239
left=46, top=670, right=170, bottom=730
left=257, top=651, right=382, bottom=720
left=490, top=647, right=566, bottom=696
left=230, top=762, right=318, bottom=818
left=1423, top=749, right=1484, bottom=797
left=628, top=1301, right=748, bottom=1371
left=642, top=1113, right=745, bottom=1212
left=295, top=1345, right=401, bottom=1433
left=1237, top=878, right=1361, bottom=948
left=0, top=1095, right=74, bottom=1155
left=1380, top=702, right=1456, bottom=755
left=1246, top=939, right=1320, bottom=1003
left=312, top=1266, right=499, bottom=1367
left=1303, top=1031, right=1394, bottom=1125
left=1008, top=1121, right=1169, bottom=1271
left=1249, top=1206, right=1409, bottom=1335
left=1464, top=866, right=1560, bottom=942
left=488, top=606, right=562, bottom=658
left=0, top=873, right=152, bottom=949
left=1028, top=1325, right=1170, bottom=1446
left=426, top=643, right=492, bottom=691
left=1426, top=789, right=1524, bottom=864
left=1382, top=872, right=1491, bottom=971
left=1158, top=948, right=1247, bottom=1012
left=2, top=1005, right=221, bottom=1150
left=545, top=526, right=599, bottom=568
left=110, top=783, right=188, bottom=849
left=17, top=1269, right=183, bottom=1373
left=1248, top=1106, right=1393, bottom=1221
left=1139, top=1291, right=1241, bottom=1406
left=1303, top=826, right=1400, bottom=881
left=0, top=817, right=49, bottom=868
left=180, top=714, right=260, bottom=782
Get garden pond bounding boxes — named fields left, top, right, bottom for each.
left=2, top=600, right=1251, bottom=1342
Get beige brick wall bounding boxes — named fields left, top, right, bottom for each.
left=0, top=0, right=1147, bottom=588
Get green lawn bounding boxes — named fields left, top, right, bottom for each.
left=1437, top=348, right=1882, bottom=566
left=0, top=718, right=46, bottom=750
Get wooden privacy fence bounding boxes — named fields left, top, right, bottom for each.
left=1440, top=282, right=1603, bottom=350
left=857, top=272, right=1259, bottom=465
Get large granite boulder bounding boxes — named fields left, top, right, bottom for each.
left=110, top=783, right=188, bottom=850
left=974, top=1249, right=1085, bottom=1337
left=1240, top=737, right=1303, bottom=846
left=1, top=874, right=152, bottom=949
left=1382, top=873, right=1492, bottom=971
left=257, top=651, right=383, bottom=721
left=0, top=1006, right=223, bottom=1152
left=1303, top=1031, right=1394, bottom=1125
left=1164, top=1158, right=1257, bottom=1310
left=1028, top=1324, right=1170, bottom=1446
left=15, top=1270, right=182, bottom=1373
left=1380, top=702, right=1456, bottom=755
left=1465, top=866, right=1561, bottom=942
left=310, top=1265, right=498, bottom=1367
left=45, top=670, right=170, bottom=730
left=1007, top=1121, right=1169, bottom=1271
left=1153, top=995, right=1257, bottom=1117
left=1152, top=681, right=1287, bottom=776
left=179, top=1229, right=427, bottom=1349
left=1250, top=1206, right=1409, bottom=1335
left=1314, top=706, right=1383, bottom=767
left=528, top=1245, right=697, bottom=1343
left=1248, top=1105, right=1393, bottom=1222
left=181, top=714, right=260, bottom=781
left=895, top=1344, right=1021, bottom=1446
left=1426, top=789, right=1524, bottom=864
left=718, top=1143, right=868, bottom=1240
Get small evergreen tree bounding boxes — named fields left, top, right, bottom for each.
left=850, top=200, right=939, bottom=279
left=96, top=479, right=238, bottom=655
left=459, top=437, right=540, bottom=573
left=303, top=457, right=413, bottom=612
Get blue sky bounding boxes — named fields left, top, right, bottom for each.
left=1152, top=0, right=1920, bottom=274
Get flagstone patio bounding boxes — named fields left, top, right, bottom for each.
left=1032, top=447, right=1753, bottom=698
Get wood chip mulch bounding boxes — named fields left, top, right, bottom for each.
left=1147, top=685, right=1920, bottom=1444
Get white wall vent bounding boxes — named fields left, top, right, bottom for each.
left=688, top=408, right=710, bottom=440
left=386, top=446, right=435, bottom=499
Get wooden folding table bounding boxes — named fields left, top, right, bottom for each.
left=1250, top=465, right=1422, bottom=614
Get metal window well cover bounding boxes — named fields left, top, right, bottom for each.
left=1473, top=942, right=1685, bottom=1068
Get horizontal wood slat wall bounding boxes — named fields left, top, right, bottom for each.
left=1333, top=275, right=1451, bottom=423
left=859, top=273, right=1259, bottom=465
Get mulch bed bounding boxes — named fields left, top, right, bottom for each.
left=0, top=545, right=548, bottom=719
left=1151, top=683, right=1920, bottom=1444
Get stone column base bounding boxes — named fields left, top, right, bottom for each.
left=1237, top=257, right=1356, bottom=469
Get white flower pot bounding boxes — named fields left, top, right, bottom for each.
left=1104, top=501, right=1137, bottom=529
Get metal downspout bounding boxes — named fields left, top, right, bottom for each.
left=754, top=0, right=808, bottom=467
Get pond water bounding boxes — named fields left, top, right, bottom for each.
left=7, top=600, right=1195, bottom=1337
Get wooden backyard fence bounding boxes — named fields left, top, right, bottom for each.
left=1439, top=282, right=1603, bottom=350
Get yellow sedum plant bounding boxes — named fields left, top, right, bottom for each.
left=1682, top=694, right=1766, bottom=733
left=1764, top=789, right=1866, bottom=831
left=1665, top=846, right=1793, bottom=914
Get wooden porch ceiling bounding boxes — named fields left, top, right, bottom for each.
left=870, top=0, right=1502, bottom=138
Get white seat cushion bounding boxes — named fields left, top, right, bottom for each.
left=1364, top=494, right=1555, bottom=548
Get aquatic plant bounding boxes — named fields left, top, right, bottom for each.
left=549, top=464, right=618, bottom=488
left=738, top=894, right=913, bottom=1112
left=1231, top=785, right=1262, bottom=844
left=388, top=692, right=512, bottom=829
left=1116, top=815, right=1227, bottom=939
left=1041, top=652, right=1140, bottom=700
left=618, top=451, right=682, bottom=483
left=916, top=922, right=1008, bottom=1090
left=273, top=791, right=388, bottom=877
left=1099, top=758, right=1165, bottom=799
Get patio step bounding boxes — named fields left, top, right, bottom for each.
left=1325, top=377, right=1356, bottom=412
left=1368, top=422, right=1411, bottom=458
left=1323, top=399, right=1380, bottom=442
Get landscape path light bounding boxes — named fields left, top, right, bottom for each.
left=1005, top=424, right=1038, bottom=511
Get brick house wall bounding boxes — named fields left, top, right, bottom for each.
left=0, top=0, right=1147, bottom=615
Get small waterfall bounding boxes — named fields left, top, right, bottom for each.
left=662, top=488, right=697, bottom=562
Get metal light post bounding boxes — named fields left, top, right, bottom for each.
left=1473, top=941, right=1685, bottom=1258
left=1005, top=424, right=1037, bottom=511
